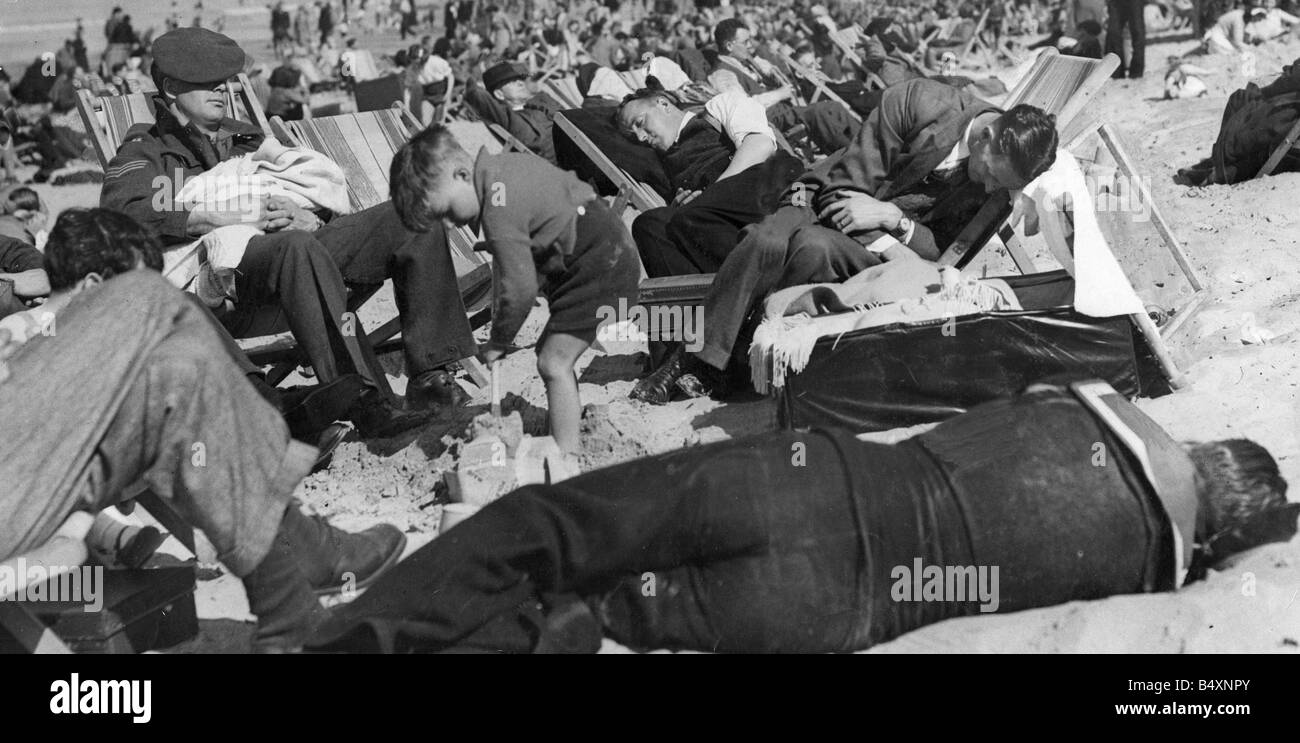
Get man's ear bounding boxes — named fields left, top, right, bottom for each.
left=74, top=272, right=105, bottom=294
left=491, top=87, right=505, bottom=102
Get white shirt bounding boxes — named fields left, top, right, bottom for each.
left=673, top=90, right=774, bottom=149
left=415, top=54, right=452, bottom=86
left=935, top=120, right=975, bottom=174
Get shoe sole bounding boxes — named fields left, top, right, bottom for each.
left=314, top=530, right=408, bottom=597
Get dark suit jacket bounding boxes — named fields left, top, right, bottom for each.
left=797, top=78, right=1001, bottom=255
left=464, top=84, right=562, bottom=164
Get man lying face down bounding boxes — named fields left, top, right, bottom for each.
left=305, top=380, right=1297, bottom=653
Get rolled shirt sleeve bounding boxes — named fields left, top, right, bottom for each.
left=704, top=90, right=776, bottom=148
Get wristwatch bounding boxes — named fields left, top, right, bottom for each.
left=889, top=215, right=914, bottom=241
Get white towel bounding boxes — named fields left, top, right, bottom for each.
left=1009, top=149, right=1145, bottom=318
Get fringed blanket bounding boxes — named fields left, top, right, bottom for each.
left=749, top=264, right=1021, bottom=393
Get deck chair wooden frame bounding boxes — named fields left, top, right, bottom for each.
left=553, top=111, right=667, bottom=212
left=1256, top=115, right=1300, bottom=178
left=270, top=103, right=493, bottom=391
left=487, top=121, right=539, bottom=155
left=0, top=492, right=195, bottom=654
left=827, top=25, right=889, bottom=91
left=76, top=73, right=271, bottom=169
left=936, top=51, right=1201, bottom=386
left=541, top=76, right=583, bottom=109
left=782, top=55, right=863, bottom=123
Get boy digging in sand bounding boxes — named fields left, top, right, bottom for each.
left=390, top=127, right=640, bottom=454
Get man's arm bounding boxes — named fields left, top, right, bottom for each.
left=0, top=269, right=50, bottom=298
left=485, top=239, right=538, bottom=347
left=99, top=138, right=194, bottom=242
left=705, top=92, right=778, bottom=181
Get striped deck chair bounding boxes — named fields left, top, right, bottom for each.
left=552, top=111, right=666, bottom=213
left=939, top=49, right=1121, bottom=272
left=618, top=68, right=648, bottom=91
left=935, top=48, right=1203, bottom=377
left=827, top=26, right=889, bottom=90
left=270, top=104, right=494, bottom=390
left=782, top=54, right=863, bottom=123
left=541, top=76, right=583, bottom=109
left=76, top=73, right=271, bottom=168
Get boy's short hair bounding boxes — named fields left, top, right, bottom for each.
left=44, top=208, right=163, bottom=291
left=991, top=104, right=1059, bottom=183
left=3, top=187, right=41, bottom=215
left=389, top=124, right=467, bottom=233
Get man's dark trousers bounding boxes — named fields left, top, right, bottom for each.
left=222, top=202, right=476, bottom=381
left=631, top=154, right=805, bottom=277
left=1106, top=0, right=1146, bottom=78
left=695, top=204, right=881, bottom=370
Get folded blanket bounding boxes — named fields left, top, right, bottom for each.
left=750, top=266, right=1021, bottom=393
left=163, top=139, right=349, bottom=298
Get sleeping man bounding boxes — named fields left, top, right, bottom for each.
left=306, top=380, right=1297, bottom=653
left=616, top=86, right=806, bottom=278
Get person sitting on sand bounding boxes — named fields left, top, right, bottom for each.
left=1175, top=55, right=1300, bottom=185
left=304, top=378, right=1298, bottom=653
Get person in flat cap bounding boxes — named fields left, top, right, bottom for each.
left=100, top=27, right=480, bottom=436
left=463, top=61, right=563, bottom=164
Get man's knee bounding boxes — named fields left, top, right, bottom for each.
left=632, top=208, right=672, bottom=246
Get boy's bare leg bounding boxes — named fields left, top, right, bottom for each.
left=536, top=330, right=594, bottom=454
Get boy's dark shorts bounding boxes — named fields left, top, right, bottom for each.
left=540, top=199, right=640, bottom=338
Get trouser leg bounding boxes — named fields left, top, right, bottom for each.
left=696, top=204, right=814, bottom=370
left=225, top=230, right=359, bottom=383
left=312, top=202, right=476, bottom=375
left=309, top=429, right=860, bottom=652
left=0, top=270, right=312, bottom=575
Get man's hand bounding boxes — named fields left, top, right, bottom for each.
left=673, top=188, right=702, bottom=205
left=477, top=340, right=519, bottom=366
left=264, top=195, right=322, bottom=232
left=819, top=193, right=904, bottom=234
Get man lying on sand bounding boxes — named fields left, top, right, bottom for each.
left=306, top=378, right=1297, bottom=653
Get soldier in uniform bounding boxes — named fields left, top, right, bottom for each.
left=99, top=28, right=476, bottom=436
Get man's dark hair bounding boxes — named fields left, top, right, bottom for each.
left=714, top=18, right=746, bottom=49
left=4, top=187, right=41, bottom=214
left=1187, top=439, right=1296, bottom=562
left=44, top=208, right=163, bottom=291
left=389, top=124, right=466, bottom=233
left=991, top=104, right=1059, bottom=183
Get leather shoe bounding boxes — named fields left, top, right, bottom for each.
left=279, top=507, right=407, bottom=596
left=630, top=344, right=685, bottom=405
left=348, top=387, right=431, bottom=439
left=675, top=357, right=728, bottom=400
left=284, top=374, right=369, bottom=441
left=406, top=368, right=467, bottom=410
